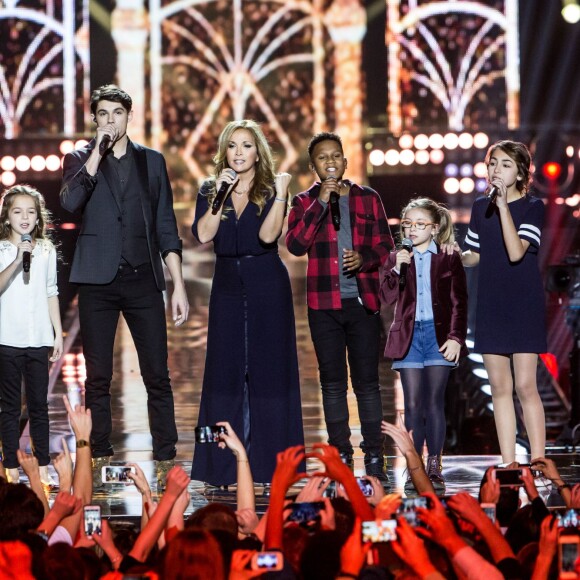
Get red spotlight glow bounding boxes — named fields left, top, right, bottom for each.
left=542, top=162, right=562, bottom=180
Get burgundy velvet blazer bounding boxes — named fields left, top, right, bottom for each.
left=380, top=247, right=469, bottom=360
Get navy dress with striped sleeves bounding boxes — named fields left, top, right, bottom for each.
left=464, top=195, right=547, bottom=354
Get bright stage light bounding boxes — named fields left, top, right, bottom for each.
left=428, top=133, right=444, bottom=150
left=473, top=162, right=487, bottom=178
left=562, top=0, right=580, bottom=23
left=369, top=149, right=385, bottom=166
left=459, top=163, right=473, bottom=177
left=444, top=177, right=460, bottom=194
left=415, top=150, right=429, bottom=165
left=475, top=179, right=488, bottom=193
left=542, top=161, right=562, bottom=179
left=46, top=155, right=62, bottom=172
left=385, top=149, right=400, bottom=166
left=60, top=140, right=75, bottom=155
left=459, top=177, right=475, bottom=193
left=399, top=149, right=415, bottom=165
left=0, top=156, right=15, bottom=172
left=413, top=134, right=429, bottom=150
left=458, top=133, right=474, bottom=149
left=445, top=163, right=458, bottom=177
left=473, top=132, right=489, bottom=149
left=75, top=139, right=89, bottom=149
left=30, top=155, right=46, bottom=172
left=429, top=150, right=444, bottom=164
left=398, top=134, right=414, bottom=149
left=15, top=155, right=31, bottom=172
left=1, top=172, right=16, bottom=187
left=443, top=133, right=459, bottom=150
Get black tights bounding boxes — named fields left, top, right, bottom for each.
left=399, top=366, right=451, bottom=456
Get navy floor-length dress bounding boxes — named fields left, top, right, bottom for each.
left=191, top=184, right=305, bottom=486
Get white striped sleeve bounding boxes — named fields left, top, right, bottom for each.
left=464, top=228, right=480, bottom=250
left=518, top=223, right=541, bottom=247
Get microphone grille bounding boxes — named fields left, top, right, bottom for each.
left=401, top=237, right=413, bottom=251
left=21, top=234, right=32, bottom=242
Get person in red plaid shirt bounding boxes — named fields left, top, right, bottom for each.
left=286, top=132, right=394, bottom=485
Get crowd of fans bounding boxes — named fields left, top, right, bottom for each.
left=1, top=400, right=579, bottom=579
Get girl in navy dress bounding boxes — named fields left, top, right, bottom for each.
left=191, top=120, right=304, bottom=487
left=462, top=141, right=546, bottom=463
left=380, top=198, right=468, bottom=488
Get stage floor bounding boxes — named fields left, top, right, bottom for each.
left=14, top=239, right=576, bottom=520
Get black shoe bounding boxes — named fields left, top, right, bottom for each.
left=364, top=454, right=390, bottom=488
left=339, top=451, right=354, bottom=471
left=426, top=455, right=446, bottom=492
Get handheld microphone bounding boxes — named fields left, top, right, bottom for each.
left=99, top=134, right=111, bottom=155
left=211, top=169, right=237, bottom=214
left=329, top=192, right=341, bottom=231
left=486, top=184, right=499, bottom=204
left=399, top=238, right=413, bottom=290
left=21, top=234, right=32, bottom=273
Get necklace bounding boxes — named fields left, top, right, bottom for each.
left=233, top=186, right=250, bottom=196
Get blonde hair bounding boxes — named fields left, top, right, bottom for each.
left=0, top=184, right=53, bottom=242
left=207, top=119, right=276, bottom=216
left=399, top=197, right=455, bottom=245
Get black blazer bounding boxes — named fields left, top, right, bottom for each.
left=60, top=140, right=182, bottom=291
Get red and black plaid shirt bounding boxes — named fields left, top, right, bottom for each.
left=286, top=181, right=393, bottom=311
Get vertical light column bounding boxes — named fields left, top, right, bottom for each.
left=111, top=0, right=148, bottom=144
left=325, top=0, right=366, bottom=184
left=504, top=0, right=520, bottom=130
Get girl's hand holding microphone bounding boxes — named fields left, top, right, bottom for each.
left=16, top=238, right=33, bottom=265
left=396, top=245, right=412, bottom=272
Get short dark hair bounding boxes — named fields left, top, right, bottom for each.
left=90, top=84, right=132, bottom=116
left=0, top=483, right=45, bottom=541
left=307, top=132, right=343, bottom=159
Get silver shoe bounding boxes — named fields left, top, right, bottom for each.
left=156, top=459, right=175, bottom=493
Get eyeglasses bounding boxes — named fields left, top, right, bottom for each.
left=400, top=220, right=435, bottom=230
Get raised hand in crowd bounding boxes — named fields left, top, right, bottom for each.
left=295, top=475, right=331, bottom=502
left=374, top=493, right=402, bottom=521
left=16, top=449, right=49, bottom=515
left=448, top=492, right=518, bottom=569
left=127, top=462, right=154, bottom=533
left=418, top=492, right=504, bottom=580
left=381, top=417, right=434, bottom=495
left=338, top=517, right=371, bottom=580
left=216, top=420, right=255, bottom=513
left=265, top=445, right=307, bottom=550
left=228, top=549, right=265, bottom=580
left=391, top=515, right=444, bottom=579
left=479, top=466, right=500, bottom=504
left=531, top=457, right=572, bottom=506
left=53, top=437, right=73, bottom=493
left=128, top=466, right=190, bottom=564
left=37, top=491, right=82, bottom=537
left=310, top=443, right=374, bottom=520
left=92, top=519, right=124, bottom=570
left=531, top=514, right=558, bottom=580
left=235, top=508, right=260, bottom=539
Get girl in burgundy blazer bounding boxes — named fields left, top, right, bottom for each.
left=380, top=197, right=468, bottom=490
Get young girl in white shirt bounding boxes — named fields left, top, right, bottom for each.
left=0, top=185, right=63, bottom=485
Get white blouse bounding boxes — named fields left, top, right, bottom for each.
left=0, top=239, right=59, bottom=348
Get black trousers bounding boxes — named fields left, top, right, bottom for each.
left=78, top=262, right=177, bottom=460
left=0, top=345, right=50, bottom=468
left=308, top=298, right=384, bottom=456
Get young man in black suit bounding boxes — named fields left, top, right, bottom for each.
left=60, top=85, right=189, bottom=490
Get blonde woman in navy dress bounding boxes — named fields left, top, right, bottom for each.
left=461, top=141, right=546, bottom=463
